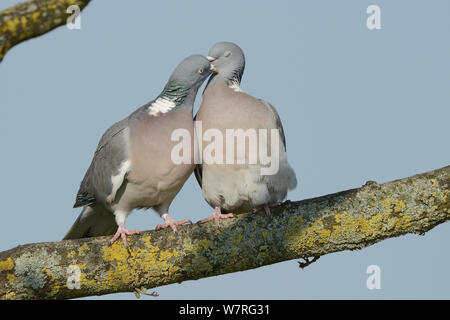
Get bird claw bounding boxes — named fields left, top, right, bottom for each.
left=200, top=207, right=234, bottom=227
left=110, top=225, right=140, bottom=247
left=252, top=202, right=282, bottom=218
left=156, top=216, right=191, bottom=233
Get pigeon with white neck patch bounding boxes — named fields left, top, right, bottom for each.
left=195, top=42, right=297, bottom=226
left=63, top=55, right=213, bottom=246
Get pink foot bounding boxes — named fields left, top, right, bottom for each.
left=252, top=202, right=282, bottom=218
left=156, top=214, right=191, bottom=233
left=110, top=224, right=140, bottom=247
left=201, top=207, right=234, bottom=227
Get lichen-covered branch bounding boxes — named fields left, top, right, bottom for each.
left=1, top=166, right=449, bottom=300
left=0, top=0, right=90, bottom=62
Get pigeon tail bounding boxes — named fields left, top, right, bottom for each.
left=63, top=205, right=117, bottom=240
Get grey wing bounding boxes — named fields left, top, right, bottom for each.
left=192, top=112, right=203, bottom=188
left=259, top=99, right=287, bottom=150
left=74, top=118, right=131, bottom=208
left=194, top=164, right=203, bottom=188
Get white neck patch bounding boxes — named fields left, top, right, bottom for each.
left=148, top=97, right=176, bottom=116
left=228, top=82, right=242, bottom=92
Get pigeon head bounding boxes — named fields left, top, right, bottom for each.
left=158, top=55, right=213, bottom=107
left=167, top=55, right=213, bottom=89
left=206, top=42, right=245, bottom=86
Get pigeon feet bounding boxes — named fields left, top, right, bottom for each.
left=201, top=207, right=234, bottom=227
left=252, top=202, right=282, bottom=218
left=156, top=214, right=191, bottom=233
left=110, top=224, right=140, bottom=247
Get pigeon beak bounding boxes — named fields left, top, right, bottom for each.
left=207, top=56, right=217, bottom=62
left=210, top=63, right=219, bottom=73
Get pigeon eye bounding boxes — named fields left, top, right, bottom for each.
left=198, top=68, right=204, bottom=74
left=224, top=51, right=231, bottom=58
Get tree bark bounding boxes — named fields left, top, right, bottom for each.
left=0, top=165, right=449, bottom=299
left=0, top=0, right=90, bottom=62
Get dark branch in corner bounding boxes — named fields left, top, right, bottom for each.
left=0, top=0, right=91, bottom=62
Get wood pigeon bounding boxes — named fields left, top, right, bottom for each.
left=195, top=42, right=297, bottom=226
left=63, top=55, right=213, bottom=246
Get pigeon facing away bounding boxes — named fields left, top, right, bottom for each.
left=64, top=55, right=213, bottom=246
left=195, top=42, right=297, bottom=226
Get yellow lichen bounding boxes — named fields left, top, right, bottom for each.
left=67, top=251, right=76, bottom=259
left=3, top=17, right=20, bottom=36
left=102, top=237, right=181, bottom=289
left=261, top=230, right=269, bottom=239
left=440, top=189, right=449, bottom=202
left=41, top=267, right=62, bottom=297
left=285, top=215, right=303, bottom=237
left=20, top=16, right=27, bottom=29
left=381, top=198, right=406, bottom=214
left=257, top=245, right=268, bottom=261
left=30, top=12, right=40, bottom=23
left=179, top=238, right=215, bottom=274
left=78, top=243, right=90, bottom=257
left=5, top=291, right=16, bottom=300
left=80, top=269, right=105, bottom=290
left=392, top=213, right=412, bottom=231
left=0, top=257, right=14, bottom=272
left=285, top=197, right=413, bottom=253
left=183, top=237, right=195, bottom=251
left=286, top=222, right=325, bottom=249
left=318, top=229, right=331, bottom=243
left=197, top=239, right=215, bottom=251
left=160, top=249, right=179, bottom=261
left=7, top=273, right=15, bottom=284
left=232, top=232, right=243, bottom=246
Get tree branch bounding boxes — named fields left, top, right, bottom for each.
left=0, top=0, right=91, bottom=62
left=1, top=166, right=449, bottom=299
